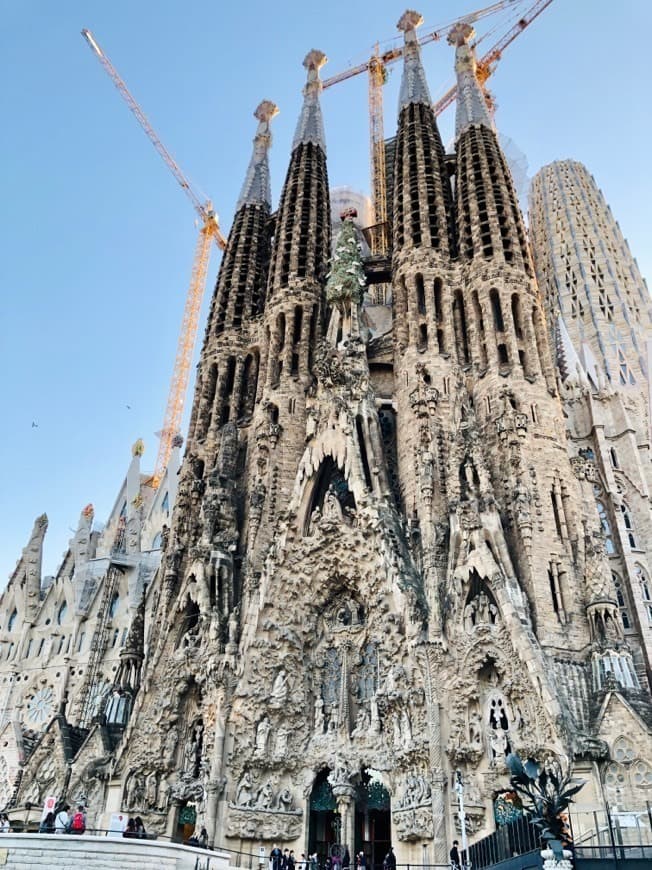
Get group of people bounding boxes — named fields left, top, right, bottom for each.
left=123, top=816, right=147, bottom=838
left=0, top=813, right=11, bottom=832
left=268, top=845, right=397, bottom=870
left=39, top=804, right=87, bottom=835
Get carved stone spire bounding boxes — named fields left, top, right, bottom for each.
left=448, top=22, right=494, bottom=139
left=236, top=100, right=279, bottom=211
left=397, top=10, right=432, bottom=109
left=292, top=49, right=328, bottom=153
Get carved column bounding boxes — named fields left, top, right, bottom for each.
left=333, top=787, right=355, bottom=853
left=207, top=689, right=228, bottom=846
left=422, top=645, right=448, bottom=864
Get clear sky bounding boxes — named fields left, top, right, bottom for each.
left=1, top=0, right=650, bottom=584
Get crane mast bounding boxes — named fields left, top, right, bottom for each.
left=82, top=29, right=227, bottom=488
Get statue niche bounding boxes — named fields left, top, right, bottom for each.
left=304, top=457, right=356, bottom=535
left=463, top=572, right=499, bottom=634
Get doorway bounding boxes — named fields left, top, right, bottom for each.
left=309, top=770, right=340, bottom=864
left=355, top=770, right=391, bottom=870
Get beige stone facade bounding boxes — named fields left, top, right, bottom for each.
left=1, top=10, right=652, bottom=865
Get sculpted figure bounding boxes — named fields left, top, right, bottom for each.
left=401, top=709, right=412, bottom=747
left=145, top=771, right=159, bottom=808
left=314, top=696, right=325, bottom=733
left=276, top=788, right=294, bottom=812
left=236, top=771, right=254, bottom=807
left=271, top=670, right=290, bottom=704
left=255, top=716, right=272, bottom=756
left=469, top=710, right=483, bottom=750
left=257, top=780, right=274, bottom=809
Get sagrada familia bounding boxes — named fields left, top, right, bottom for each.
left=1, top=11, right=651, bottom=864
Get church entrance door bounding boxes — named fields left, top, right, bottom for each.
left=354, top=770, right=391, bottom=870
left=309, top=770, right=340, bottom=864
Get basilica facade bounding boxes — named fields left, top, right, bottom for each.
left=1, top=10, right=652, bottom=864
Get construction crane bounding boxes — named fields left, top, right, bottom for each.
left=82, top=29, right=227, bottom=488
left=432, top=0, right=555, bottom=117
left=321, top=0, right=525, bottom=254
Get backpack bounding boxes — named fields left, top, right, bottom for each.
left=70, top=811, right=86, bottom=834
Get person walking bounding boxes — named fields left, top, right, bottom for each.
left=449, top=840, right=461, bottom=870
left=383, top=846, right=396, bottom=870
left=39, top=811, right=56, bottom=834
left=54, top=805, right=71, bottom=834
left=70, top=805, right=86, bottom=835
left=134, top=816, right=146, bottom=838
left=271, top=844, right=283, bottom=870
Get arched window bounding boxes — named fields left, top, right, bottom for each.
left=622, top=503, right=637, bottom=548
left=612, top=572, right=631, bottom=630
left=635, top=565, right=652, bottom=624
left=109, top=593, right=120, bottom=620
left=596, top=501, right=615, bottom=554
left=7, top=609, right=17, bottom=632
left=57, top=602, right=68, bottom=625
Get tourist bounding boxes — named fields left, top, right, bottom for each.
left=449, top=840, right=461, bottom=870
left=288, top=850, right=296, bottom=870
left=54, top=805, right=71, bottom=834
left=39, top=811, right=56, bottom=834
left=271, top=844, right=283, bottom=870
left=383, top=846, right=396, bottom=870
left=0, top=813, right=10, bottom=833
left=123, top=817, right=137, bottom=838
left=342, top=850, right=350, bottom=870
left=198, top=826, right=208, bottom=848
left=356, top=852, right=366, bottom=870
left=70, top=805, right=87, bottom=835
left=282, top=848, right=290, bottom=870
left=309, top=852, right=318, bottom=870
left=134, top=816, right=146, bottom=838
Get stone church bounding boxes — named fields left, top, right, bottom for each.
left=2, top=10, right=652, bottom=864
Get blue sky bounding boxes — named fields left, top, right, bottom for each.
left=1, top=1, right=650, bottom=583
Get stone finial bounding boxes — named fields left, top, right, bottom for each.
left=447, top=21, right=474, bottom=48
left=397, top=9, right=432, bottom=109
left=255, top=100, right=279, bottom=125
left=236, top=101, right=279, bottom=211
left=82, top=503, right=94, bottom=519
left=292, top=49, right=328, bottom=152
left=171, top=434, right=184, bottom=449
left=450, top=20, right=493, bottom=138
left=132, top=438, right=145, bottom=457
left=397, top=9, right=424, bottom=39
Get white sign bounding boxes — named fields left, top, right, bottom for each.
left=259, top=846, right=266, bottom=864
left=41, top=795, right=57, bottom=821
left=107, top=812, right=128, bottom=837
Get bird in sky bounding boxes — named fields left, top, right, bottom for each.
left=31, top=421, right=38, bottom=428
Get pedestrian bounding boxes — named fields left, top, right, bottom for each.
left=198, top=826, right=208, bottom=848
left=39, top=811, right=56, bottom=834
left=0, top=813, right=10, bottom=833
left=324, top=856, right=332, bottom=870
left=289, top=850, right=296, bottom=870
left=383, top=846, right=396, bottom=870
left=70, top=805, right=87, bottom=835
left=271, top=844, right=283, bottom=870
left=134, top=816, right=146, bottom=838
left=449, top=840, right=461, bottom=870
left=55, top=804, right=71, bottom=834
left=342, top=850, right=350, bottom=870
left=357, top=852, right=367, bottom=870
left=310, top=852, right=318, bottom=870
left=282, top=848, right=290, bottom=870
left=123, top=817, right=137, bottom=838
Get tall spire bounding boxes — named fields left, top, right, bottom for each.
left=397, top=10, right=432, bottom=109
left=292, top=49, right=327, bottom=153
left=448, top=22, right=494, bottom=139
left=236, top=100, right=279, bottom=211
left=205, top=101, right=278, bottom=338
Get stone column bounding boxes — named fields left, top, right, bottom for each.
left=333, top=788, right=355, bottom=854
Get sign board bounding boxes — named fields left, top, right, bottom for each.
left=41, top=795, right=57, bottom=821
left=259, top=846, right=266, bottom=865
left=107, top=812, right=128, bottom=837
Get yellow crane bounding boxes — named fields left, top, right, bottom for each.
left=321, top=0, right=526, bottom=254
left=82, top=29, right=227, bottom=488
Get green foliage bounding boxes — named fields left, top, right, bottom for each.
left=506, top=752, right=585, bottom=862
left=326, top=219, right=366, bottom=307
